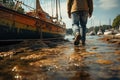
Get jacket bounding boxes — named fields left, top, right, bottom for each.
left=67, top=0, right=93, bottom=15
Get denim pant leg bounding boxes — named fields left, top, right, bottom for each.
left=71, top=12, right=80, bottom=36
left=79, top=11, right=88, bottom=43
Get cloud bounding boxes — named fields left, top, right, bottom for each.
left=98, top=0, right=119, bottom=10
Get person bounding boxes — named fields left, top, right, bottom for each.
left=67, top=0, right=93, bottom=46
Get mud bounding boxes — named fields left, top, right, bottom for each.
left=100, top=35, right=120, bottom=45
left=0, top=36, right=120, bottom=80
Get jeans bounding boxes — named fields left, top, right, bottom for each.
left=71, top=11, right=88, bottom=43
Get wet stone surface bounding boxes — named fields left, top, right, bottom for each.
left=0, top=36, right=120, bottom=80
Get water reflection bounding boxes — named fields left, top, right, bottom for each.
left=1, top=36, right=120, bottom=80
left=74, top=46, right=86, bottom=53
left=70, top=46, right=92, bottom=80
left=71, top=70, right=91, bottom=80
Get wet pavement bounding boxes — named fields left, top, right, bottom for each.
left=0, top=36, right=120, bottom=80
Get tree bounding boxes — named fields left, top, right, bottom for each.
left=3, top=0, right=15, bottom=9
left=3, top=0, right=25, bottom=13
left=112, top=14, right=120, bottom=29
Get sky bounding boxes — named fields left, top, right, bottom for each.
left=60, top=0, right=120, bottom=28
left=22, top=0, right=120, bottom=29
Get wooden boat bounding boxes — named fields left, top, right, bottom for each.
left=0, top=0, right=66, bottom=41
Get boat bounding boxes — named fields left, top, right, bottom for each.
left=97, top=30, right=103, bottom=35
left=104, top=30, right=112, bottom=35
left=97, top=27, right=103, bottom=35
left=89, top=31, right=96, bottom=35
left=0, top=0, right=66, bottom=41
left=89, top=27, right=96, bottom=36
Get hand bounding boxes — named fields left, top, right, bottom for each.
left=88, top=13, right=92, bottom=18
left=68, top=12, right=71, bottom=18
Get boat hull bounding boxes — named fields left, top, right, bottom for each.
left=0, top=6, right=66, bottom=41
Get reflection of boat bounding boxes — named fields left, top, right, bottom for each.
left=0, top=0, right=66, bottom=40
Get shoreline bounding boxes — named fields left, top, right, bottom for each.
left=100, top=35, right=120, bottom=45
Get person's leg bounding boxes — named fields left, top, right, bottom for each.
left=71, top=12, right=80, bottom=35
left=79, top=11, right=88, bottom=45
left=71, top=12, right=81, bottom=45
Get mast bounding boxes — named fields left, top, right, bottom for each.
left=99, top=20, right=101, bottom=31
left=14, top=0, right=22, bottom=10
left=109, top=18, right=111, bottom=29
left=56, top=0, right=58, bottom=20
left=58, top=0, right=62, bottom=20
left=36, top=0, right=44, bottom=13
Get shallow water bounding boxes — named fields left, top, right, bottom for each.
left=0, top=35, right=120, bottom=80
